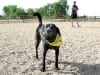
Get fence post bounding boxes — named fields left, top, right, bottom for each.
left=94, top=16, right=96, bottom=21
left=22, top=15, right=25, bottom=23
left=7, top=17, right=10, bottom=23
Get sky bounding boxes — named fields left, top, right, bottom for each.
left=0, top=0, right=100, bottom=16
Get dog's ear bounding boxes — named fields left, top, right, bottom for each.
left=56, top=27, right=61, bottom=35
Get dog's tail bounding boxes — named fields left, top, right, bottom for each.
left=33, top=12, right=42, bottom=25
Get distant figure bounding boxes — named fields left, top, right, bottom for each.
left=83, top=14, right=86, bottom=22
left=71, top=1, right=80, bottom=27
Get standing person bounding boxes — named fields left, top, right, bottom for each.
left=71, top=1, right=80, bottom=27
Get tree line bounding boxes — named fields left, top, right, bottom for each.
left=1, top=0, right=69, bottom=19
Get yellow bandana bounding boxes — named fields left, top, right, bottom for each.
left=46, top=34, right=62, bottom=46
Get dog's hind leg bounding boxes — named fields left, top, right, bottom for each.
left=35, top=34, right=41, bottom=59
left=41, top=48, right=48, bottom=72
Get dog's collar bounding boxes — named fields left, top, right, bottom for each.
left=46, top=34, right=62, bottom=46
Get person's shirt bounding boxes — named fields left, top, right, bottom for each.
left=72, top=5, right=78, bottom=14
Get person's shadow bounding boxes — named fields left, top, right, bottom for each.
left=51, top=60, right=100, bottom=75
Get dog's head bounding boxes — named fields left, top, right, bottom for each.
left=44, top=24, right=61, bottom=42
left=46, top=24, right=57, bottom=35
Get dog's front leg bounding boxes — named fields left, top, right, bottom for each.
left=41, top=49, right=47, bottom=72
left=55, top=48, right=60, bottom=70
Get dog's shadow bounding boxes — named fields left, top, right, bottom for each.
left=51, top=60, right=100, bottom=75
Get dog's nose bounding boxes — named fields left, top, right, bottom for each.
left=47, top=29, right=51, bottom=33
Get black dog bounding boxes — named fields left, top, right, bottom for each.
left=34, top=13, right=62, bottom=72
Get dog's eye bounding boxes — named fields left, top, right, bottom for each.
left=46, top=25, right=49, bottom=28
left=51, top=26, right=56, bottom=30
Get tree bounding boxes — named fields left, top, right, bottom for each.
left=27, top=8, right=34, bottom=16
left=15, top=8, right=25, bottom=19
left=2, top=0, right=69, bottom=19
left=59, top=0, right=69, bottom=15
left=37, top=0, right=69, bottom=18
left=15, top=8, right=24, bottom=15
left=3, top=5, right=17, bottom=19
left=3, top=5, right=26, bottom=19
left=51, top=0, right=69, bottom=18
left=3, top=6, right=9, bottom=17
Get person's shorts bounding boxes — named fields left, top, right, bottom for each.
left=71, top=13, right=78, bottom=19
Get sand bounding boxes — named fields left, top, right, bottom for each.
left=0, top=22, right=100, bottom=75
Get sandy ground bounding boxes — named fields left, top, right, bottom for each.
left=0, top=22, right=100, bottom=75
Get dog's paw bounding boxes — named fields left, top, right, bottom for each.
left=36, top=55, right=39, bottom=59
left=36, top=57, right=39, bottom=59
left=55, top=67, right=60, bottom=70
left=40, top=68, right=46, bottom=72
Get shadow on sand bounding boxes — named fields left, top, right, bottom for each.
left=51, top=60, right=100, bottom=75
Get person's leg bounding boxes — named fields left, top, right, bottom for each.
left=71, top=14, right=75, bottom=27
left=71, top=19, right=73, bottom=27
left=76, top=18, right=80, bottom=27
left=71, top=19, right=75, bottom=27
left=75, top=14, right=80, bottom=27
